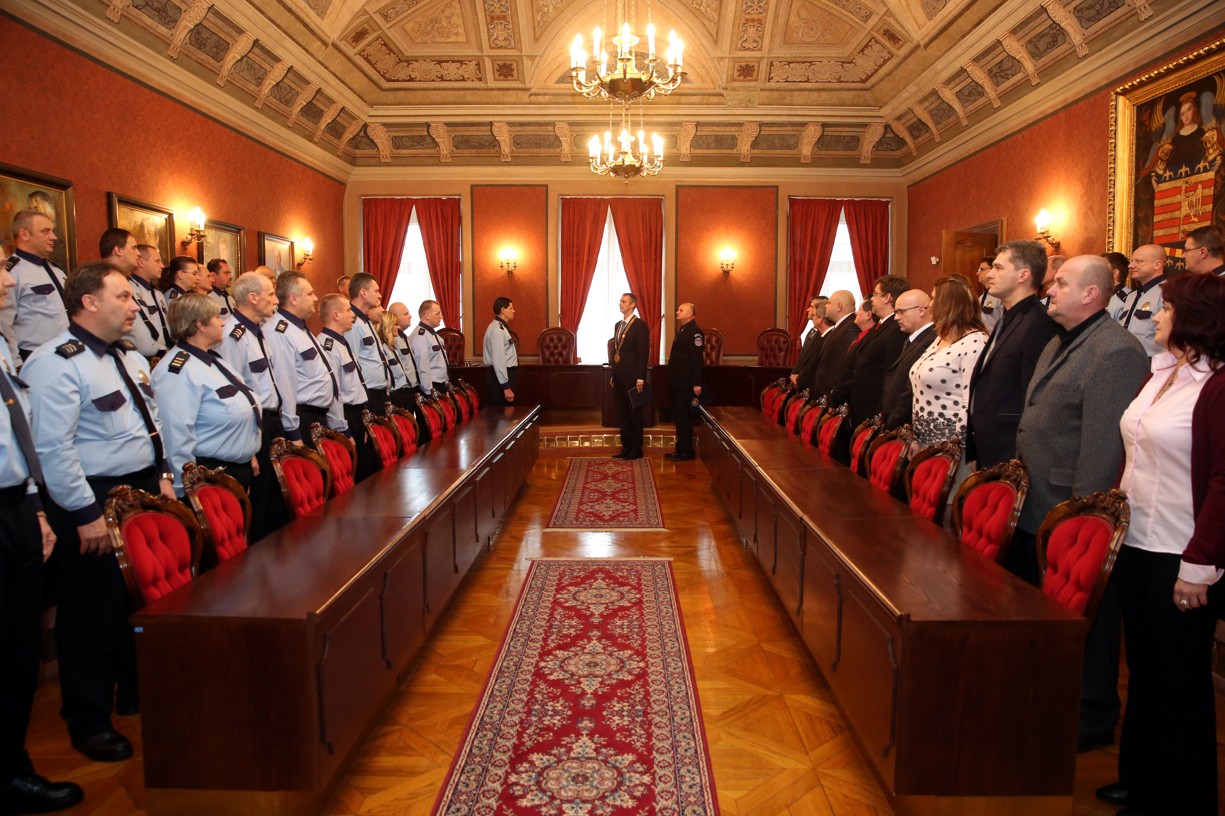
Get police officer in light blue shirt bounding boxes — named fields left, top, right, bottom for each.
left=23, top=261, right=174, bottom=765
left=482, top=296, right=518, bottom=405
left=127, top=245, right=170, bottom=360
left=344, top=273, right=392, bottom=413
left=387, top=302, right=420, bottom=408
left=409, top=299, right=449, bottom=397
left=319, top=294, right=379, bottom=481
left=205, top=259, right=236, bottom=317
left=1111, top=244, right=1167, bottom=357
left=152, top=295, right=261, bottom=494
left=0, top=210, right=68, bottom=364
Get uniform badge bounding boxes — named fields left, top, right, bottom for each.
left=230, top=324, right=247, bottom=340
left=55, top=339, right=85, bottom=358
left=118, top=339, right=137, bottom=352
left=137, top=368, right=151, bottom=386
left=323, top=337, right=334, bottom=351
left=694, top=334, right=703, bottom=346
left=3, top=256, right=16, bottom=272
left=275, top=319, right=289, bottom=333
left=417, top=327, right=426, bottom=335
left=168, top=351, right=190, bottom=374
left=1141, top=302, right=1151, bottom=312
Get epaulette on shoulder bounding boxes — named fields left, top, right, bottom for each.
left=417, top=327, right=425, bottom=335
left=323, top=337, right=334, bottom=351
left=168, top=351, right=190, bottom=373
left=117, top=339, right=137, bottom=352
left=229, top=323, right=247, bottom=340
left=275, top=319, right=289, bottom=334
left=3, top=256, right=17, bottom=272
left=55, top=339, right=85, bottom=358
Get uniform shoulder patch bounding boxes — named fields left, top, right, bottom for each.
left=117, top=339, right=137, bottom=352
left=168, top=351, right=190, bottom=373
left=229, top=324, right=247, bottom=340
left=55, top=339, right=85, bottom=358
left=3, top=255, right=16, bottom=272
left=323, top=337, right=334, bottom=351
left=694, top=333, right=703, bottom=346
left=275, top=319, right=289, bottom=333
left=417, top=327, right=426, bottom=335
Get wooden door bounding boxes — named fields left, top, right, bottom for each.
left=941, top=229, right=999, bottom=292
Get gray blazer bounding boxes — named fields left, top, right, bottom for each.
left=1015, top=313, right=1148, bottom=534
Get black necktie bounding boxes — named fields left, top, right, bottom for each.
left=107, top=346, right=165, bottom=471
left=43, top=262, right=66, bottom=307
left=337, top=334, right=368, bottom=393
left=0, top=361, right=44, bottom=487
left=306, top=332, right=340, bottom=400
left=209, top=351, right=261, bottom=422
left=249, top=327, right=283, bottom=411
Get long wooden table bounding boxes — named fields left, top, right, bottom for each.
left=132, top=407, right=540, bottom=815
left=701, top=406, right=1086, bottom=816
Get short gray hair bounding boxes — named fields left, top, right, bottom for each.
left=232, top=271, right=269, bottom=304
left=167, top=293, right=220, bottom=341
left=11, top=209, right=49, bottom=240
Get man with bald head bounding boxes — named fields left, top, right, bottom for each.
left=808, top=290, right=858, bottom=401
left=880, top=289, right=934, bottom=430
left=1014, top=254, right=1148, bottom=753
left=1109, top=244, right=1167, bottom=356
left=666, top=302, right=704, bottom=461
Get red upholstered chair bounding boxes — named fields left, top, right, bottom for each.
left=537, top=327, right=577, bottom=365
left=849, top=414, right=883, bottom=477
left=798, top=396, right=828, bottom=445
left=182, top=463, right=251, bottom=565
left=446, top=387, right=470, bottom=423
left=760, top=379, right=788, bottom=420
left=106, top=486, right=203, bottom=608
left=951, top=459, right=1029, bottom=564
left=363, top=408, right=401, bottom=470
left=904, top=439, right=964, bottom=525
left=418, top=394, right=447, bottom=439
left=387, top=404, right=420, bottom=457
left=271, top=438, right=332, bottom=517
left=865, top=425, right=912, bottom=494
left=459, top=379, right=481, bottom=412
left=756, top=328, right=793, bottom=367
left=437, top=327, right=464, bottom=366
left=702, top=329, right=725, bottom=366
left=784, top=389, right=809, bottom=435
left=311, top=424, right=357, bottom=496
left=1037, top=489, right=1130, bottom=618
left=816, top=404, right=849, bottom=456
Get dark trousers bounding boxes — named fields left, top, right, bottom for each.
left=390, top=388, right=415, bottom=410
left=672, top=388, right=695, bottom=455
left=296, top=404, right=329, bottom=440
left=1079, top=577, right=1121, bottom=742
left=488, top=367, right=517, bottom=406
left=0, top=488, right=42, bottom=785
left=1117, top=546, right=1219, bottom=814
left=249, top=411, right=290, bottom=541
left=344, top=403, right=380, bottom=483
left=48, top=468, right=160, bottom=740
left=195, top=457, right=255, bottom=493
left=1004, top=528, right=1040, bottom=586
left=614, top=380, right=644, bottom=455
left=365, top=388, right=388, bottom=417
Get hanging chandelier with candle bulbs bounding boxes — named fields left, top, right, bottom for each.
left=587, top=106, right=664, bottom=180
left=569, top=18, right=685, bottom=104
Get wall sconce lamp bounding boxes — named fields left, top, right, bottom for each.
left=499, top=248, right=518, bottom=275
left=1034, top=209, right=1060, bottom=251
left=180, top=207, right=206, bottom=248
left=296, top=238, right=315, bottom=270
left=719, top=248, right=736, bottom=275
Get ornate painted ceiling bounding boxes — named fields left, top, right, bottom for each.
left=22, top=0, right=1221, bottom=174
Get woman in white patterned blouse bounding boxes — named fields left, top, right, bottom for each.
left=909, top=275, right=988, bottom=448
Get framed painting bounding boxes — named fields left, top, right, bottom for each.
left=0, top=163, right=76, bottom=273
left=199, top=219, right=246, bottom=274
left=109, top=193, right=176, bottom=263
left=259, top=232, right=294, bottom=276
left=1109, top=37, right=1225, bottom=270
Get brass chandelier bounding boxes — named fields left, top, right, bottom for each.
left=587, top=105, right=664, bottom=180
left=569, top=21, right=685, bottom=104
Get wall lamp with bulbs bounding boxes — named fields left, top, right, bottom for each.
left=1034, top=209, right=1060, bottom=251
left=296, top=238, right=314, bottom=270
left=499, top=248, right=518, bottom=275
left=719, top=248, right=736, bottom=275
left=181, top=207, right=206, bottom=248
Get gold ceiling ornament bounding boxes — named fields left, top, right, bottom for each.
left=569, top=1, right=685, bottom=104
left=587, top=105, right=664, bottom=180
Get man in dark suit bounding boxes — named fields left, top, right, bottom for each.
left=827, top=274, right=909, bottom=430
left=666, top=302, right=703, bottom=461
left=808, top=290, right=857, bottom=401
left=881, top=289, right=935, bottom=430
left=789, top=296, right=828, bottom=391
left=609, top=292, right=650, bottom=460
left=965, top=240, right=1058, bottom=473
left=1015, top=254, right=1148, bottom=754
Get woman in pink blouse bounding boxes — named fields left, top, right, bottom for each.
left=1100, top=273, right=1225, bottom=815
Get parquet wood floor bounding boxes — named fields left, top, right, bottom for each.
left=21, top=447, right=1225, bottom=814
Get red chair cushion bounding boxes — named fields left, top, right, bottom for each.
left=799, top=406, right=822, bottom=443
left=868, top=440, right=904, bottom=491
left=121, top=511, right=194, bottom=604
left=1043, top=515, right=1114, bottom=615
left=440, top=399, right=458, bottom=427
left=959, top=482, right=1017, bottom=560
left=909, top=455, right=954, bottom=521
left=424, top=404, right=445, bottom=438
left=393, top=415, right=418, bottom=456
left=197, top=484, right=248, bottom=562
left=281, top=456, right=327, bottom=516
left=370, top=424, right=398, bottom=469
left=320, top=438, right=354, bottom=495
left=785, top=399, right=804, bottom=435
left=851, top=428, right=874, bottom=471
left=465, top=385, right=481, bottom=411
left=818, top=416, right=842, bottom=455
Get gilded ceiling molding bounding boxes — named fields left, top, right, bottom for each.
left=1042, top=0, right=1088, bottom=57
left=1000, top=32, right=1040, bottom=85
left=738, top=0, right=768, bottom=51
left=860, top=122, right=884, bottom=164
left=554, top=122, right=572, bottom=162
left=337, top=120, right=364, bottom=155
left=491, top=122, right=512, bottom=162
left=429, top=122, right=454, bottom=162
left=963, top=61, right=1000, bottom=108
left=768, top=40, right=892, bottom=83
left=1124, top=0, right=1152, bottom=21
left=105, top=0, right=130, bottom=23
left=314, top=101, right=343, bottom=142
left=367, top=122, right=393, bottom=162
left=485, top=0, right=513, bottom=49
left=936, top=84, right=967, bottom=126
left=168, top=0, right=212, bottom=59
left=255, top=60, right=291, bottom=109
left=738, top=122, right=760, bottom=162
left=287, top=83, right=320, bottom=127
left=217, top=32, right=256, bottom=86
left=909, top=102, right=939, bottom=142
left=799, top=122, right=822, bottom=163
left=887, top=118, right=915, bottom=155
left=678, top=123, right=697, bottom=161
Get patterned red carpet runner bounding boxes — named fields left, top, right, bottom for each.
left=547, top=458, right=665, bottom=531
left=433, top=558, right=718, bottom=815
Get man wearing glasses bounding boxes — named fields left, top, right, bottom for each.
left=1183, top=226, right=1225, bottom=276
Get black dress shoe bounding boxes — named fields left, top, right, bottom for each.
left=623, top=451, right=643, bottom=460
left=610, top=451, right=629, bottom=459
left=1077, top=731, right=1114, bottom=752
left=670, top=452, right=695, bottom=461
left=0, top=774, right=85, bottom=813
left=71, top=729, right=133, bottom=762
left=1095, top=782, right=1136, bottom=806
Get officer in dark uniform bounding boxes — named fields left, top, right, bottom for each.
left=609, top=292, right=650, bottom=460
left=666, top=302, right=704, bottom=461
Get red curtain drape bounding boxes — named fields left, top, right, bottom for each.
left=560, top=198, right=610, bottom=333
left=609, top=198, right=664, bottom=364
left=787, top=198, right=843, bottom=340
left=843, top=199, right=891, bottom=300
left=414, top=197, right=463, bottom=330
left=362, top=198, right=416, bottom=297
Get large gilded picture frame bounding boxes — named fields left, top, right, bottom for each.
left=1, top=163, right=76, bottom=273
left=198, top=219, right=246, bottom=274
left=1109, top=37, right=1225, bottom=269
left=109, top=192, right=176, bottom=264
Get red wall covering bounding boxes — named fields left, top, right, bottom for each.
left=471, top=186, right=547, bottom=355
left=0, top=18, right=344, bottom=293
left=675, top=186, right=778, bottom=355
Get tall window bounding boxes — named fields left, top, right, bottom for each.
left=798, top=214, right=863, bottom=336
left=574, top=210, right=632, bottom=365
left=385, top=209, right=451, bottom=327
